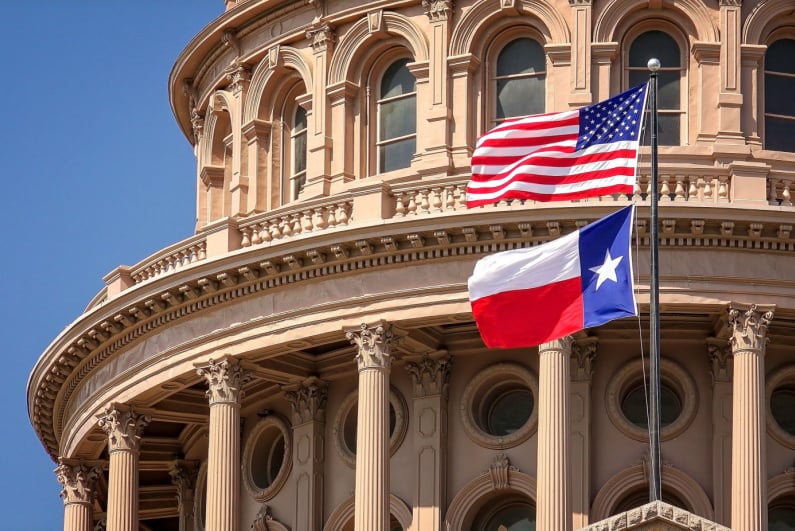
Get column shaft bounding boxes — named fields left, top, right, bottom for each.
left=106, top=451, right=138, bottom=531
left=57, top=460, right=100, bottom=531
left=64, top=504, right=92, bottom=531
left=206, top=401, right=240, bottom=531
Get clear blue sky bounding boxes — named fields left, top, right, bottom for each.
left=0, top=2, right=220, bottom=529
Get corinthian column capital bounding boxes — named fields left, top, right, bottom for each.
left=422, top=0, right=453, bottom=21
left=284, top=377, right=328, bottom=424
left=571, top=338, right=598, bottom=381
left=538, top=335, right=575, bottom=355
left=728, top=304, right=775, bottom=353
left=707, top=338, right=733, bottom=383
left=97, top=403, right=150, bottom=453
left=169, top=460, right=198, bottom=512
left=405, top=353, right=451, bottom=397
left=196, top=356, right=252, bottom=405
left=55, top=459, right=101, bottom=505
left=346, top=322, right=397, bottom=371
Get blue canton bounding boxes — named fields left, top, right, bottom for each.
left=576, top=84, right=648, bottom=150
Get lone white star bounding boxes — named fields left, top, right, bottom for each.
left=588, top=250, right=624, bottom=291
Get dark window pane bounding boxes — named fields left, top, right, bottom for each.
left=497, top=76, right=545, bottom=119
left=766, top=39, right=795, bottom=74
left=628, top=70, right=649, bottom=89
left=771, top=387, right=795, bottom=435
left=379, top=137, right=415, bottom=173
left=381, top=59, right=415, bottom=99
left=379, top=97, right=416, bottom=140
left=497, top=38, right=545, bottom=77
left=267, top=435, right=285, bottom=484
left=764, top=116, right=795, bottom=152
left=658, top=113, right=681, bottom=145
left=487, top=388, right=534, bottom=436
left=292, top=174, right=306, bottom=200
left=294, top=105, right=307, bottom=131
left=484, top=502, right=536, bottom=531
left=293, top=132, right=307, bottom=173
left=629, top=31, right=680, bottom=67
left=766, top=74, right=795, bottom=117
left=769, top=506, right=795, bottom=531
left=657, top=71, right=680, bottom=110
left=622, top=384, right=681, bottom=428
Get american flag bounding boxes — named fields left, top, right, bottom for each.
left=466, top=83, right=649, bottom=207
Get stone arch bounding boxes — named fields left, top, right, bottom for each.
left=769, top=469, right=795, bottom=503
left=743, top=0, right=795, bottom=45
left=201, top=90, right=235, bottom=164
left=450, top=0, right=570, bottom=56
left=445, top=468, right=538, bottom=531
left=328, top=11, right=429, bottom=86
left=593, top=0, right=718, bottom=43
left=323, top=494, right=412, bottom=531
left=591, top=462, right=714, bottom=521
left=244, top=45, right=312, bottom=124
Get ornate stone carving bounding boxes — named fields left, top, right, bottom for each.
left=196, top=356, right=252, bottom=405
left=707, top=339, right=733, bottom=382
left=571, top=339, right=598, bottom=381
left=347, top=322, right=397, bottom=370
left=225, top=64, right=251, bottom=94
left=306, top=24, right=335, bottom=52
left=568, top=0, right=592, bottom=4
left=719, top=0, right=741, bottom=6
left=190, top=108, right=204, bottom=142
left=97, top=403, right=150, bottom=452
left=222, top=28, right=240, bottom=55
left=728, top=304, right=774, bottom=352
left=405, top=353, right=451, bottom=397
left=55, top=459, right=101, bottom=505
left=94, top=520, right=106, bottom=531
left=168, top=460, right=198, bottom=512
left=250, top=504, right=289, bottom=531
left=422, top=0, right=453, bottom=21
left=283, top=377, right=328, bottom=424
left=538, top=335, right=574, bottom=354
left=308, top=0, right=326, bottom=22
left=488, top=453, right=517, bottom=490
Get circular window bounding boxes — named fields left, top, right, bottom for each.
left=461, top=363, right=538, bottom=449
left=766, top=365, right=795, bottom=449
left=474, top=497, right=536, bottom=531
left=333, top=387, right=408, bottom=468
left=606, top=359, right=696, bottom=442
left=242, top=415, right=292, bottom=501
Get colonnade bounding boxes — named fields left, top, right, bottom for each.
left=55, top=305, right=775, bottom=531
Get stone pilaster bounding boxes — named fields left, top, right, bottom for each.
left=224, top=63, right=251, bottom=216
left=405, top=353, right=451, bottom=531
left=97, top=404, right=150, bottom=531
left=729, top=304, right=774, bottom=531
left=570, top=338, right=597, bottom=529
left=346, top=323, right=397, bottom=531
left=708, top=338, right=733, bottom=526
left=568, top=0, right=593, bottom=106
left=537, top=336, right=573, bottom=531
left=284, top=377, right=328, bottom=531
left=716, top=0, right=744, bottom=143
left=55, top=459, right=101, bottom=531
left=169, top=461, right=198, bottom=531
left=196, top=356, right=252, bottom=531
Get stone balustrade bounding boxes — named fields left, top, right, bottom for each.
left=238, top=198, right=353, bottom=248
left=129, top=236, right=207, bottom=284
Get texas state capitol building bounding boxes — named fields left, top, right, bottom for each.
left=28, top=0, right=795, bottom=530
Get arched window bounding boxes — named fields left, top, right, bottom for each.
left=290, top=105, right=308, bottom=200
left=494, top=38, right=546, bottom=125
left=377, top=58, right=416, bottom=173
left=764, top=38, right=795, bottom=152
left=627, top=30, right=683, bottom=146
left=474, top=496, right=536, bottom=530
left=769, top=497, right=795, bottom=530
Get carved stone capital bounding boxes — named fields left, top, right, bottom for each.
left=306, top=24, right=335, bottom=52
left=571, top=339, right=598, bottom=381
left=283, top=377, right=328, bottom=424
left=422, top=0, right=453, bottom=21
left=251, top=504, right=275, bottom=531
left=728, top=304, right=774, bottom=353
left=196, top=356, right=252, bottom=405
left=225, top=64, right=251, bottom=95
left=55, top=459, right=101, bottom=505
left=707, top=338, right=733, bottom=383
left=190, top=108, right=204, bottom=142
left=538, top=335, right=575, bottom=355
left=346, top=322, right=397, bottom=371
left=488, top=453, right=518, bottom=490
left=719, top=0, right=741, bottom=6
left=405, top=353, right=451, bottom=397
left=97, top=403, right=151, bottom=453
left=169, top=460, right=198, bottom=511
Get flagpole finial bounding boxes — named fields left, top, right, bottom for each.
left=647, top=58, right=661, bottom=72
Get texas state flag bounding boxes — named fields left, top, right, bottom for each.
left=468, top=205, right=637, bottom=348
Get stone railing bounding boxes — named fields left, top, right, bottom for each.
left=129, top=234, right=208, bottom=284
left=769, top=175, right=793, bottom=206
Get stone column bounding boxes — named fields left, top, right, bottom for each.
left=708, top=338, right=733, bottom=526
left=97, top=404, right=150, bottom=531
left=346, top=323, right=397, bottom=531
left=537, top=337, right=573, bottom=531
left=284, top=377, right=328, bottom=531
left=55, top=459, right=101, bottom=531
left=196, top=356, right=252, bottom=531
left=729, top=304, right=774, bottom=531
left=169, top=461, right=198, bottom=531
left=570, top=339, right=597, bottom=529
left=405, top=353, right=451, bottom=531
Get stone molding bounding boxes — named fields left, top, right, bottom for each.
left=250, top=504, right=289, bottom=531
left=404, top=352, right=451, bottom=397
left=241, top=414, right=292, bottom=502
left=306, top=24, right=335, bottom=52
left=581, top=501, right=730, bottom=531
left=97, top=403, right=151, bottom=453
left=728, top=303, right=775, bottom=353
left=346, top=322, right=397, bottom=371
left=488, top=453, right=518, bottom=490
left=195, top=356, right=253, bottom=405
left=765, top=364, right=795, bottom=449
left=283, top=376, right=328, bottom=425
left=423, top=0, right=453, bottom=21
left=55, top=459, right=101, bottom=506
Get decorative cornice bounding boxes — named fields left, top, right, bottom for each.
left=196, top=356, right=252, bottom=405
left=283, top=377, right=328, bottom=425
left=706, top=338, right=733, bottom=382
left=55, top=459, right=101, bottom=506
left=405, top=353, right=451, bottom=398
left=97, top=403, right=150, bottom=453
left=306, top=24, right=335, bottom=52
left=347, top=322, right=397, bottom=371
left=728, top=304, right=774, bottom=353
left=422, top=0, right=453, bottom=21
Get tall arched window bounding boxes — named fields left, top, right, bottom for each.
left=291, top=105, right=308, bottom=200
left=377, top=58, right=416, bottom=173
left=628, top=30, right=683, bottom=145
left=764, top=38, right=795, bottom=152
left=474, top=496, right=536, bottom=530
left=494, top=38, right=546, bottom=125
